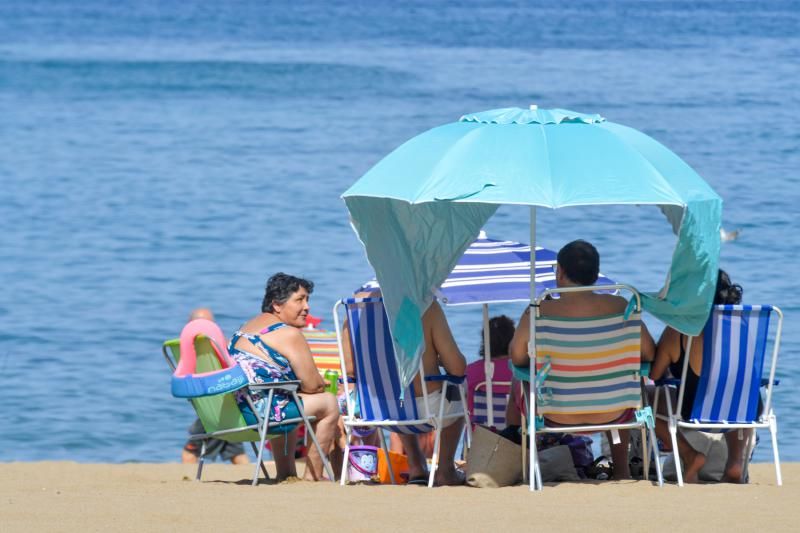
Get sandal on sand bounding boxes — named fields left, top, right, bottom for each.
left=585, top=456, right=613, bottom=480
left=407, top=476, right=429, bottom=486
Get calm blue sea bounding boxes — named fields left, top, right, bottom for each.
left=1, top=0, right=798, bottom=463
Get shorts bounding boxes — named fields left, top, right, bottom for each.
left=415, top=389, right=464, bottom=428
left=184, top=419, right=246, bottom=461
left=239, top=396, right=301, bottom=434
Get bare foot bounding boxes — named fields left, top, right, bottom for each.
left=683, top=448, right=706, bottom=484
left=434, top=468, right=466, bottom=487
left=722, top=462, right=745, bottom=483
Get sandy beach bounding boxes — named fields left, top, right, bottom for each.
left=2, top=461, right=795, bottom=532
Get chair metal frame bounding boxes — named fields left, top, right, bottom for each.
left=333, top=296, right=471, bottom=488
left=163, top=336, right=335, bottom=485
left=651, top=304, right=784, bottom=486
left=520, top=284, right=663, bottom=491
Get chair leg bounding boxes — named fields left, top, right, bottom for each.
left=769, top=413, right=782, bottom=486
left=429, top=425, right=443, bottom=488
left=460, top=384, right=472, bottom=452
left=378, top=429, right=397, bottom=485
left=340, top=433, right=351, bottom=486
left=648, top=423, right=664, bottom=487
left=196, top=440, right=207, bottom=481
left=668, top=422, right=683, bottom=487
left=250, top=442, right=270, bottom=482
left=532, top=432, right=542, bottom=491
left=521, top=413, right=528, bottom=485
left=293, top=392, right=335, bottom=482
left=640, top=427, right=649, bottom=481
left=253, top=392, right=273, bottom=487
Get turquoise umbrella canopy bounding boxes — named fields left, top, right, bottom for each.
left=343, top=106, right=721, bottom=388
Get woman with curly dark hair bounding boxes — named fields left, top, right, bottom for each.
left=228, top=272, right=339, bottom=482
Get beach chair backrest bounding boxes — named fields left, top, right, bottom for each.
left=342, top=297, right=423, bottom=429
left=535, top=311, right=643, bottom=416
left=164, top=338, right=257, bottom=440
left=690, top=305, right=774, bottom=424
left=302, top=328, right=342, bottom=377
left=471, top=383, right=510, bottom=429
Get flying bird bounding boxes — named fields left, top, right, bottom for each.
left=720, top=228, right=741, bottom=242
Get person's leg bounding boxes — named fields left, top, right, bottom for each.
left=607, top=429, right=632, bottom=480
left=676, top=432, right=706, bottom=483
left=722, top=429, right=751, bottom=483
left=505, top=386, right=522, bottom=427
left=298, top=392, right=340, bottom=481
left=433, top=418, right=466, bottom=486
left=231, top=453, right=249, bottom=465
left=398, top=434, right=428, bottom=480
left=270, top=430, right=299, bottom=481
left=390, top=432, right=405, bottom=453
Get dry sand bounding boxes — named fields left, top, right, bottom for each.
left=1, top=461, right=795, bottom=532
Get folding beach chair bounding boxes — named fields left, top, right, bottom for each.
left=466, top=357, right=512, bottom=430
left=652, top=304, right=784, bottom=486
left=162, top=334, right=334, bottom=485
left=332, top=297, right=471, bottom=487
left=513, top=284, right=664, bottom=491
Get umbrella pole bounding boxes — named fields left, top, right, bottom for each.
left=483, top=304, right=493, bottom=427
left=529, top=206, right=539, bottom=491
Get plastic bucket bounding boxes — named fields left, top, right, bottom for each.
left=377, top=449, right=410, bottom=484
left=347, top=445, right=378, bottom=482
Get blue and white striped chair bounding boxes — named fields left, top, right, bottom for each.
left=333, top=297, right=470, bottom=487
left=655, top=304, right=784, bottom=486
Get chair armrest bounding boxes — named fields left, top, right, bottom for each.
left=510, top=363, right=531, bottom=382
left=654, top=378, right=681, bottom=387
left=425, top=374, right=465, bottom=385
left=761, top=378, right=780, bottom=387
left=248, top=381, right=301, bottom=393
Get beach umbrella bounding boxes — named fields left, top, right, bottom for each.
left=342, top=105, right=721, bottom=412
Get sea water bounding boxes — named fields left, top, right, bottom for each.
left=1, top=0, right=798, bottom=463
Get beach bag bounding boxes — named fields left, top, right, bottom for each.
left=538, top=445, right=581, bottom=482
left=377, top=449, right=409, bottom=484
left=347, top=445, right=379, bottom=482
left=466, top=425, right=523, bottom=488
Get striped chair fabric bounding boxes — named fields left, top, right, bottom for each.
left=471, top=386, right=510, bottom=429
left=689, top=305, right=773, bottom=424
left=343, top=297, right=432, bottom=434
left=535, top=312, right=643, bottom=416
left=302, top=328, right=341, bottom=377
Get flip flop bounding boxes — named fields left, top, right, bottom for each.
left=407, top=476, right=429, bottom=486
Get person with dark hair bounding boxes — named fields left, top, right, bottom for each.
left=479, top=315, right=516, bottom=360
left=228, top=272, right=339, bottom=482
left=466, top=315, right=519, bottom=430
left=650, top=269, right=748, bottom=483
left=509, top=239, right=656, bottom=480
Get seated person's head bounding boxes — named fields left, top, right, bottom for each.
left=714, top=269, right=743, bottom=305
left=262, top=272, right=314, bottom=327
left=479, top=315, right=515, bottom=359
left=189, top=307, right=214, bottom=321
left=556, top=239, right=599, bottom=286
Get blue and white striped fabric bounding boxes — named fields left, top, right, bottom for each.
left=344, top=297, right=433, bottom=434
left=359, top=232, right=616, bottom=306
left=472, top=387, right=509, bottom=429
left=690, top=305, right=773, bottom=424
